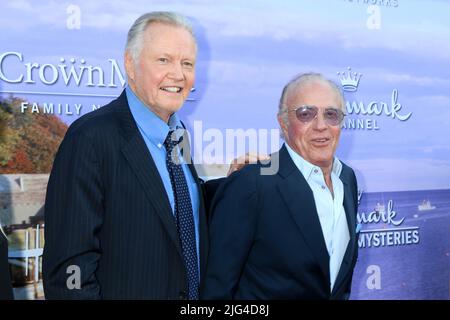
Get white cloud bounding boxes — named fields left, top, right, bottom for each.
left=207, top=60, right=318, bottom=87
left=412, top=95, right=450, bottom=126
left=205, top=59, right=350, bottom=89
left=1, top=0, right=449, bottom=64
left=6, top=0, right=33, bottom=11
left=379, top=74, right=450, bottom=87
left=421, top=145, right=450, bottom=154
left=415, top=94, right=450, bottom=106
left=0, top=1, right=337, bottom=39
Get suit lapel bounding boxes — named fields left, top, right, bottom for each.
left=331, top=167, right=357, bottom=296
left=115, top=90, right=182, bottom=257
left=276, top=145, right=330, bottom=282
left=187, top=161, right=209, bottom=280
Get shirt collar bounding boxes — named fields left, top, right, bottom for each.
left=126, top=87, right=183, bottom=147
left=284, top=143, right=342, bottom=180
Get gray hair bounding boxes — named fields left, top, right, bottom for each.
left=125, top=11, right=197, bottom=63
left=278, top=72, right=345, bottom=125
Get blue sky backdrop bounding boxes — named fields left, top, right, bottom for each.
left=1, top=0, right=449, bottom=192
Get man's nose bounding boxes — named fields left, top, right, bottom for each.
left=312, top=112, right=328, bottom=130
left=168, top=62, right=184, bottom=80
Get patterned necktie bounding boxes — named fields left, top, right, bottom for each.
left=164, top=129, right=199, bottom=300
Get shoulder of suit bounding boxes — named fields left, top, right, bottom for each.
left=225, top=159, right=278, bottom=190
left=339, top=160, right=355, bottom=175
left=339, top=160, right=357, bottom=184
left=65, top=96, right=124, bottom=139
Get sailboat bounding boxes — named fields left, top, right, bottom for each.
left=417, top=200, right=436, bottom=211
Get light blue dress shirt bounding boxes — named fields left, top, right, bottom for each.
left=126, top=87, right=200, bottom=272
left=285, top=143, right=350, bottom=291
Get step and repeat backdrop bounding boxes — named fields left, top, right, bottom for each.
left=0, top=0, right=449, bottom=299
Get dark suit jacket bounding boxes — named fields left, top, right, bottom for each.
left=43, top=90, right=214, bottom=299
left=201, top=145, right=359, bottom=300
left=0, top=232, right=13, bottom=300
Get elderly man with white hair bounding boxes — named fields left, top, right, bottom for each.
left=202, top=73, right=359, bottom=300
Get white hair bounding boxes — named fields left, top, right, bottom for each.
left=277, top=72, right=345, bottom=125
left=125, top=11, right=197, bottom=63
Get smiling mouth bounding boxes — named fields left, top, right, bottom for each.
left=160, top=86, right=183, bottom=93
left=311, top=138, right=330, bottom=144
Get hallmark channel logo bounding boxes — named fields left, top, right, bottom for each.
left=337, top=67, right=362, bottom=92
left=356, top=190, right=420, bottom=248
left=337, top=67, right=412, bottom=131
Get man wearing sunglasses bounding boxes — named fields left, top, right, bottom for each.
left=201, top=73, right=359, bottom=299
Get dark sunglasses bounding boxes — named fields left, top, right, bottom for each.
left=288, top=105, right=345, bottom=126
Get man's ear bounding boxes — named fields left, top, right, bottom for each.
left=124, top=51, right=135, bottom=82
left=278, top=114, right=289, bottom=141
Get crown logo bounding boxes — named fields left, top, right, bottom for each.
left=337, top=67, right=362, bottom=92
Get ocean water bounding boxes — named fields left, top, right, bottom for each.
left=350, top=189, right=450, bottom=300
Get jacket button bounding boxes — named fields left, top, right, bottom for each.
left=179, top=291, right=187, bottom=300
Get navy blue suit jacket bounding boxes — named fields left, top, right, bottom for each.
left=201, top=145, right=359, bottom=299
left=43, top=91, right=213, bottom=299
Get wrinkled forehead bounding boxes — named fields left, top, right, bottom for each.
left=287, top=81, right=343, bottom=110
left=143, top=22, right=198, bottom=52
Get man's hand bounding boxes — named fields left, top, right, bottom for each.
left=227, top=152, right=270, bottom=177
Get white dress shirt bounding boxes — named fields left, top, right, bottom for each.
left=285, top=143, right=350, bottom=291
